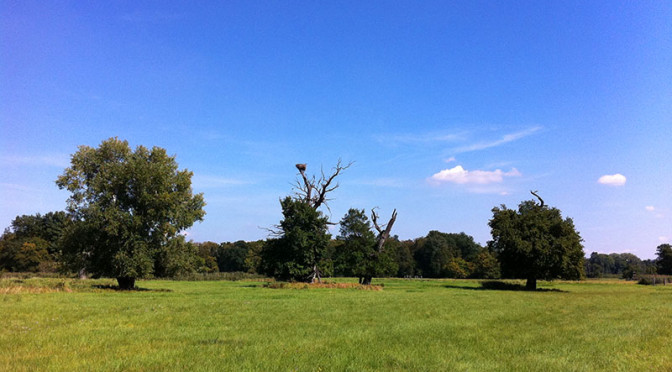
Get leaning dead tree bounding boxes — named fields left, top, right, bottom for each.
left=372, top=208, right=398, bottom=252
left=294, top=159, right=353, bottom=211
left=353, top=207, right=398, bottom=286
left=530, top=190, right=544, bottom=208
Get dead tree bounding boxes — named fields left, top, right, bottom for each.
left=294, top=159, right=353, bottom=211
left=372, top=208, right=398, bottom=253
left=530, top=190, right=544, bottom=208
left=290, top=160, right=352, bottom=283
left=355, top=208, right=398, bottom=285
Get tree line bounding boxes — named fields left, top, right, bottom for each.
left=2, top=210, right=669, bottom=282
left=2, top=138, right=670, bottom=289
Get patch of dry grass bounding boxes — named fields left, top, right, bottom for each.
left=265, top=281, right=384, bottom=290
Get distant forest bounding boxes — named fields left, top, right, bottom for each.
left=1, top=211, right=666, bottom=280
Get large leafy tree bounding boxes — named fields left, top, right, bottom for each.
left=260, top=197, right=331, bottom=282
left=656, top=244, right=672, bottom=275
left=488, top=192, right=585, bottom=290
left=56, top=138, right=205, bottom=289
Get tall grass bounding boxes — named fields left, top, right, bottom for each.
left=1, top=278, right=670, bottom=371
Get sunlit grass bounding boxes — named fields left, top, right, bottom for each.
left=1, top=277, right=671, bottom=371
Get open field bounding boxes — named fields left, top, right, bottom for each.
left=1, top=277, right=671, bottom=371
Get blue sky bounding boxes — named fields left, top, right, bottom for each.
left=2, top=1, right=670, bottom=259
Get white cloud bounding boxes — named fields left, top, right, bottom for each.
left=444, top=157, right=457, bottom=163
left=430, top=165, right=521, bottom=185
left=645, top=206, right=655, bottom=211
left=659, top=236, right=670, bottom=243
left=598, top=174, right=627, bottom=186
left=452, top=126, right=542, bottom=154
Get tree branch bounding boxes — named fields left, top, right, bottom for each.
left=372, top=208, right=397, bottom=252
left=530, top=190, right=544, bottom=208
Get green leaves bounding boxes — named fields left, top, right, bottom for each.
left=56, top=138, right=206, bottom=282
left=488, top=196, right=585, bottom=288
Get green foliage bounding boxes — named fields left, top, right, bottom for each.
left=56, top=138, right=206, bottom=288
left=471, top=249, right=501, bottom=279
left=585, top=252, right=646, bottom=278
left=414, top=231, right=485, bottom=278
left=260, top=197, right=331, bottom=281
left=334, top=209, right=398, bottom=283
left=0, top=212, right=71, bottom=272
left=216, top=241, right=250, bottom=272
left=393, top=238, right=416, bottom=277
left=488, top=198, right=585, bottom=289
left=0, top=236, right=51, bottom=272
left=656, top=243, right=672, bottom=275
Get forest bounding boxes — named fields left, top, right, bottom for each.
left=1, top=138, right=670, bottom=288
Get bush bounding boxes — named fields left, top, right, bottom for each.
left=637, top=275, right=672, bottom=286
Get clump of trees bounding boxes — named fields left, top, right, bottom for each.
left=584, top=252, right=656, bottom=279
left=4, top=139, right=669, bottom=290
left=0, top=212, right=71, bottom=272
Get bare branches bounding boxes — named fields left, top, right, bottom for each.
left=294, top=159, right=353, bottom=210
left=371, top=208, right=397, bottom=252
left=530, top=190, right=544, bottom=208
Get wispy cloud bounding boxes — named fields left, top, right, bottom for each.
left=598, top=173, right=627, bottom=186
left=645, top=206, right=655, bottom=211
left=429, top=165, right=521, bottom=185
left=452, top=126, right=542, bottom=154
left=0, top=154, right=70, bottom=168
left=377, top=131, right=465, bottom=145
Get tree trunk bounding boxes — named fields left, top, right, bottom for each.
left=525, top=277, right=537, bottom=291
left=361, top=276, right=373, bottom=285
left=117, top=277, right=136, bottom=290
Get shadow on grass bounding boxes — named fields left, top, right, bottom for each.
left=92, top=285, right=173, bottom=292
left=443, top=280, right=566, bottom=293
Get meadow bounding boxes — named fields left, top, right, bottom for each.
left=1, top=277, right=671, bottom=371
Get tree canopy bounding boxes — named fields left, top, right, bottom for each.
left=260, top=196, right=331, bottom=282
left=56, top=138, right=205, bottom=289
left=334, top=208, right=398, bottom=284
left=656, top=244, right=672, bottom=275
left=488, top=192, right=585, bottom=290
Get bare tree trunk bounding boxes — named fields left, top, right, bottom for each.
left=117, top=277, right=136, bottom=290
left=526, top=277, right=537, bottom=291
left=372, top=208, right=397, bottom=252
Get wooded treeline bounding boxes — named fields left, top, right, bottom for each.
left=2, top=210, right=669, bottom=280
left=2, top=139, right=669, bottom=288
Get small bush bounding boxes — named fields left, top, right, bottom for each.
left=637, top=275, right=672, bottom=286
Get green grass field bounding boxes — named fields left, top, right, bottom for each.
left=1, top=277, right=671, bottom=371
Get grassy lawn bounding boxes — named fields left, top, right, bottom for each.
left=1, top=277, right=671, bottom=371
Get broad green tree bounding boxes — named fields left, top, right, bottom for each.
left=335, top=208, right=398, bottom=284
left=488, top=191, right=585, bottom=290
left=656, top=243, right=672, bottom=275
left=56, top=138, right=205, bottom=289
left=260, top=196, right=331, bottom=282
